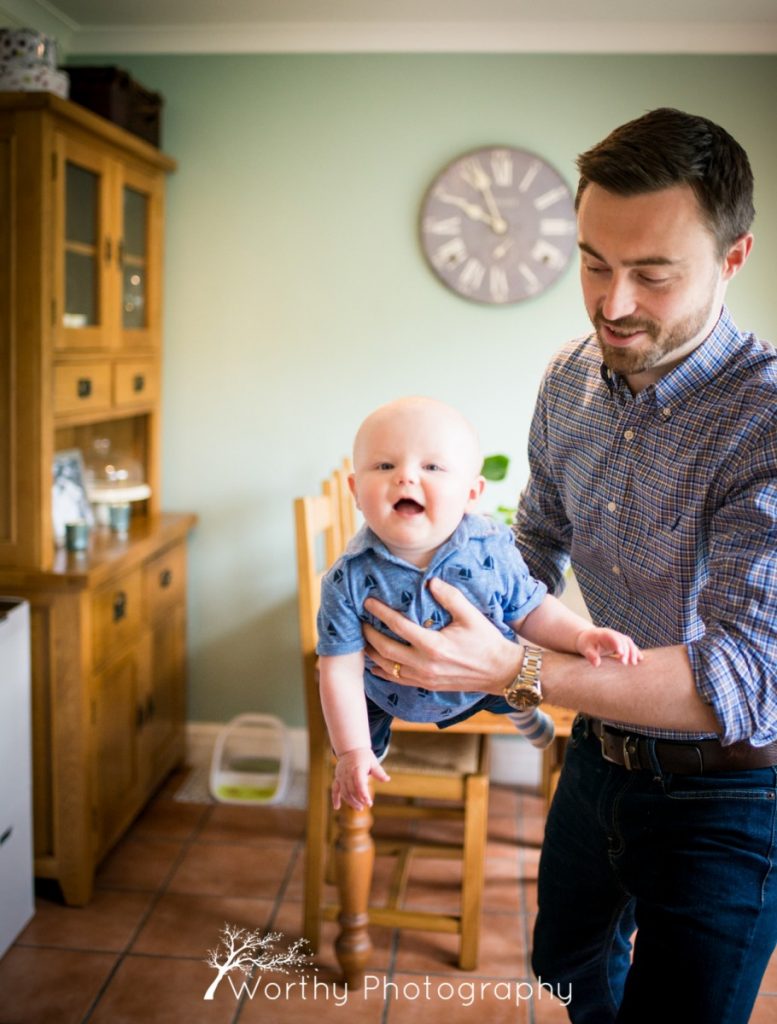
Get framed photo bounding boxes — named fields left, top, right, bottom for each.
left=52, top=449, right=94, bottom=546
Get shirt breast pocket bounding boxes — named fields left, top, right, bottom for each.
left=627, top=493, right=702, bottom=588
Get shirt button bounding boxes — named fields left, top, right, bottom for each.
left=661, top=406, right=672, bottom=419
left=612, top=565, right=621, bottom=575
left=423, top=618, right=434, bottom=628
left=624, top=429, right=635, bottom=441
left=607, top=501, right=617, bottom=512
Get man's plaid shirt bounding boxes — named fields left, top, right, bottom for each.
left=514, top=306, right=777, bottom=745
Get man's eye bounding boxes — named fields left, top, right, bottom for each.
left=638, top=274, right=669, bottom=286
left=584, top=263, right=608, bottom=275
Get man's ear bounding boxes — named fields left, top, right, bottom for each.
left=722, top=233, right=753, bottom=281
left=466, top=475, right=486, bottom=509
left=347, top=473, right=361, bottom=509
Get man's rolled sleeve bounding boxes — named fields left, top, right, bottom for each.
left=688, top=436, right=777, bottom=747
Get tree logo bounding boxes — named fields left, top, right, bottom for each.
left=203, top=924, right=313, bottom=1001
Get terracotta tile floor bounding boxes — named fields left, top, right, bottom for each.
left=3, top=773, right=777, bottom=1024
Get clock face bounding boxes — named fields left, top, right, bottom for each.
left=419, top=146, right=577, bottom=305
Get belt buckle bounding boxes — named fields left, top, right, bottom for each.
left=622, top=735, right=641, bottom=771
left=599, top=726, right=641, bottom=770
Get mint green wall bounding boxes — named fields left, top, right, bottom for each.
left=58, top=54, right=777, bottom=723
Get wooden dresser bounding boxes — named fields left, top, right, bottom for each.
left=0, top=92, right=195, bottom=904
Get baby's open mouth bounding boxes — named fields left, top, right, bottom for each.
left=393, top=498, right=424, bottom=515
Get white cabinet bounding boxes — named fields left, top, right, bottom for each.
left=0, top=599, right=34, bottom=957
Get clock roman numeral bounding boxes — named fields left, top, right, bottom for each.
left=459, top=158, right=488, bottom=191
left=458, top=258, right=486, bottom=293
left=433, top=237, right=467, bottom=270
left=518, top=262, right=541, bottom=294
left=531, top=239, right=567, bottom=269
left=489, top=266, right=509, bottom=303
left=540, top=218, right=576, bottom=236
left=424, top=215, right=462, bottom=236
left=490, top=150, right=513, bottom=188
left=518, top=160, right=541, bottom=193
left=533, top=186, right=570, bottom=211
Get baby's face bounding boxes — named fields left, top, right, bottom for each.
left=349, top=400, right=484, bottom=566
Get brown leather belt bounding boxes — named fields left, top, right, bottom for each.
left=585, top=716, right=777, bottom=774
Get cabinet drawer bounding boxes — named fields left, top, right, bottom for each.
left=92, top=569, right=143, bottom=666
left=113, top=361, right=159, bottom=408
left=54, top=362, right=111, bottom=416
left=144, top=542, right=186, bottom=622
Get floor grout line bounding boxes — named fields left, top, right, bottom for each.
left=78, top=800, right=217, bottom=1023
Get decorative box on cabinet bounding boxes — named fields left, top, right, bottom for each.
left=0, top=92, right=195, bottom=905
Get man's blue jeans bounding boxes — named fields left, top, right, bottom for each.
left=532, top=714, right=777, bottom=1023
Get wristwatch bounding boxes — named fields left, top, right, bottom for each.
left=503, top=646, right=544, bottom=711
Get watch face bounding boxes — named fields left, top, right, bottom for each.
left=419, top=146, right=576, bottom=305
left=504, top=685, right=542, bottom=712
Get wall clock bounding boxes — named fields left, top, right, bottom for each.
left=419, top=145, right=577, bottom=305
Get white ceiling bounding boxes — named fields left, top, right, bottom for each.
left=10, top=0, right=777, bottom=53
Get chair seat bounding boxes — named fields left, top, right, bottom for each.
left=383, top=731, right=482, bottom=776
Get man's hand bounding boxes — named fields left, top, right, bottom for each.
left=363, top=577, right=523, bottom=693
left=576, top=627, right=643, bottom=667
left=332, top=747, right=390, bottom=811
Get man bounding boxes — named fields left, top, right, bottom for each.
left=361, top=108, right=777, bottom=1022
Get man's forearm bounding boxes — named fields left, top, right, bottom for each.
left=539, top=643, right=721, bottom=733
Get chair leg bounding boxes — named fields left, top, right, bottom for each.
left=333, top=797, right=376, bottom=986
left=458, top=771, right=488, bottom=970
left=302, top=750, right=330, bottom=951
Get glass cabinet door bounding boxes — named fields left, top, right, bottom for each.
left=122, top=185, right=148, bottom=330
left=118, top=164, right=163, bottom=351
left=55, top=134, right=113, bottom=351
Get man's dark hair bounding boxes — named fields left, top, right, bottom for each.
left=576, top=107, right=754, bottom=257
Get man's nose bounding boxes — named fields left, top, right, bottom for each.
left=600, top=273, right=638, bottom=322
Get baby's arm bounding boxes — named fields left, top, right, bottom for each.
left=512, top=594, right=642, bottom=666
left=318, top=650, right=390, bottom=810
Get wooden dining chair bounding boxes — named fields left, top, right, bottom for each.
left=294, top=473, right=492, bottom=979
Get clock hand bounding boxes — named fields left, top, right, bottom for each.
left=462, top=164, right=508, bottom=235
left=435, top=190, right=502, bottom=229
left=492, top=237, right=514, bottom=260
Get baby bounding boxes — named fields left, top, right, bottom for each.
left=317, top=396, right=641, bottom=810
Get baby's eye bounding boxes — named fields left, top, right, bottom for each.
left=424, top=463, right=444, bottom=472
left=376, top=462, right=393, bottom=471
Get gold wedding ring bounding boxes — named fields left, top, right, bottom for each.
left=392, top=662, right=402, bottom=679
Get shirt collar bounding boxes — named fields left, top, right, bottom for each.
left=344, top=512, right=501, bottom=570
left=599, top=306, right=743, bottom=418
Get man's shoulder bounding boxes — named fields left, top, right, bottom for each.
left=544, top=333, right=601, bottom=382
left=716, top=332, right=777, bottom=421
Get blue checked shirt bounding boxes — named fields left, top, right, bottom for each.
left=514, top=306, right=777, bottom=746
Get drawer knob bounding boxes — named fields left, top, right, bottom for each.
left=113, top=591, right=127, bottom=622
left=77, top=377, right=92, bottom=399
left=0, top=826, right=11, bottom=846
left=160, top=569, right=173, bottom=588
left=133, top=374, right=145, bottom=393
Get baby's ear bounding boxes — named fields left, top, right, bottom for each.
left=466, top=475, right=486, bottom=508
left=347, top=473, right=360, bottom=508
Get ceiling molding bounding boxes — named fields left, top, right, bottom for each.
left=66, top=20, right=777, bottom=56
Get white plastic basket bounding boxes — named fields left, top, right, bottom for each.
left=209, top=714, right=292, bottom=806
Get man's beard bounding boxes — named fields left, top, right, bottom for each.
left=593, top=295, right=717, bottom=377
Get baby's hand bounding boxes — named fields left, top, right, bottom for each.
left=576, top=627, right=642, bottom=667
left=332, top=747, right=391, bottom=811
